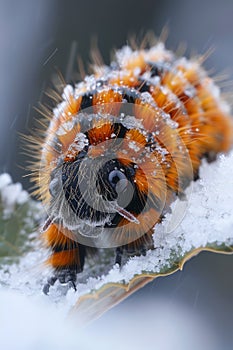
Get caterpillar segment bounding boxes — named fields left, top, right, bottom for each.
left=33, top=42, right=232, bottom=292
left=42, top=223, right=86, bottom=294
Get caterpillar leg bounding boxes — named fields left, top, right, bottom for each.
left=42, top=223, right=86, bottom=294
left=115, top=229, right=155, bottom=266
left=115, top=246, right=123, bottom=266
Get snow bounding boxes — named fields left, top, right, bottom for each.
left=0, top=288, right=220, bottom=350
left=115, top=45, right=133, bottom=67
left=0, top=173, right=11, bottom=189
left=141, top=91, right=157, bottom=105
left=62, top=84, right=74, bottom=100
left=53, top=100, right=68, bottom=119
left=73, top=132, right=89, bottom=150
left=141, top=70, right=161, bottom=85
left=56, top=120, right=75, bottom=135
left=0, top=289, right=84, bottom=350
left=120, top=115, right=144, bottom=130
left=0, top=173, right=29, bottom=218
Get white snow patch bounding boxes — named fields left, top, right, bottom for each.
left=141, top=91, right=157, bottom=105
left=62, top=84, right=74, bottom=100
left=0, top=288, right=86, bottom=350
left=56, top=120, right=75, bottom=136
left=0, top=173, right=12, bottom=189
left=115, top=46, right=133, bottom=66
left=0, top=173, right=29, bottom=217
left=0, top=288, right=220, bottom=350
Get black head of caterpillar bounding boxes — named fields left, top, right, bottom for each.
left=61, top=156, right=147, bottom=226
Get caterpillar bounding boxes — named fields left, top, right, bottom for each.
left=30, top=38, right=233, bottom=294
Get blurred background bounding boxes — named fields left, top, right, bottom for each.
left=0, top=0, right=233, bottom=348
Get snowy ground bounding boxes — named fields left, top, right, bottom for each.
left=0, top=288, right=222, bottom=350
left=0, top=151, right=233, bottom=349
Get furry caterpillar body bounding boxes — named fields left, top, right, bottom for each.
left=32, top=41, right=233, bottom=292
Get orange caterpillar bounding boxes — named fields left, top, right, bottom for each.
left=30, top=40, right=233, bottom=293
